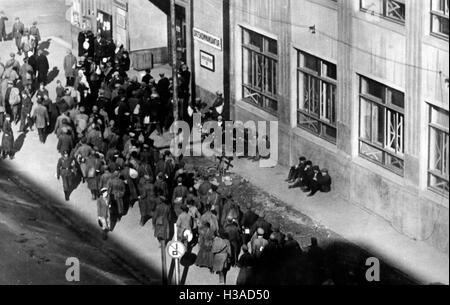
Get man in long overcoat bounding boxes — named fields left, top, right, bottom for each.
left=0, top=11, right=8, bottom=41
left=56, top=150, right=77, bottom=201
left=12, top=17, right=24, bottom=54
left=63, top=49, right=77, bottom=87
left=1, top=115, right=14, bottom=159
left=152, top=193, right=171, bottom=242
left=138, top=175, right=156, bottom=226
left=31, top=98, right=49, bottom=143
left=36, top=49, right=49, bottom=85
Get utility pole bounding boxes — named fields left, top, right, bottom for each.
left=160, top=239, right=167, bottom=285
left=170, top=0, right=179, bottom=121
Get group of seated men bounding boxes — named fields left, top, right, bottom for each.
left=286, top=156, right=332, bottom=197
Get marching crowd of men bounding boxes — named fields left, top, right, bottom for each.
left=0, top=15, right=338, bottom=285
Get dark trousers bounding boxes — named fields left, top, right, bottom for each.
left=0, top=28, right=6, bottom=41
left=66, top=77, right=75, bottom=87
left=19, top=113, right=33, bottom=132
left=38, top=70, right=48, bottom=85
left=37, top=127, right=46, bottom=143
left=12, top=105, right=21, bottom=123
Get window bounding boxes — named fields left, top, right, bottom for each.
left=360, top=0, right=406, bottom=23
left=242, top=28, right=278, bottom=114
left=297, top=51, right=337, bottom=143
left=359, top=76, right=405, bottom=175
left=431, top=0, right=449, bottom=39
left=428, top=105, right=449, bottom=196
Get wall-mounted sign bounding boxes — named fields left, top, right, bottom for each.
left=193, top=28, right=222, bottom=51
left=200, top=50, right=215, bottom=72
left=116, top=10, right=126, bottom=29
left=113, top=0, right=128, bottom=12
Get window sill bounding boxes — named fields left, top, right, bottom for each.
left=235, top=99, right=278, bottom=121
left=292, top=126, right=338, bottom=155
left=353, top=10, right=406, bottom=36
left=305, top=0, right=338, bottom=11
left=353, top=155, right=406, bottom=186
left=421, top=188, right=449, bottom=208
left=423, top=34, right=449, bottom=51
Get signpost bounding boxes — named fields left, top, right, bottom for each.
left=166, top=224, right=186, bottom=285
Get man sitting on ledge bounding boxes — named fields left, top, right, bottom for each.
left=307, top=167, right=332, bottom=197
left=286, top=156, right=306, bottom=183
left=289, top=160, right=312, bottom=189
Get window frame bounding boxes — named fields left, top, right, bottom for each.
left=241, top=28, right=279, bottom=115
left=296, top=50, right=337, bottom=144
left=358, top=76, right=405, bottom=176
left=360, top=0, right=406, bottom=25
left=428, top=105, right=449, bottom=197
left=430, top=0, right=449, bottom=40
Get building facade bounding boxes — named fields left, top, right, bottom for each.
left=226, top=0, right=449, bottom=254
left=69, top=0, right=169, bottom=69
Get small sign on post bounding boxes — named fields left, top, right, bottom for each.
left=166, top=224, right=186, bottom=285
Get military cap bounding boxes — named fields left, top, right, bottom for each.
left=257, top=228, right=265, bottom=236
left=312, top=165, right=320, bottom=171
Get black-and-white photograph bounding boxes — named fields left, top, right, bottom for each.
left=0, top=0, right=448, bottom=295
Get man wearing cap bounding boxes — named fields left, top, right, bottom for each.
left=20, top=28, right=31, bottom=59
left=200, top=204, right=219, bottom=236
left=176, top=205, right=192, bottom=243
left=3, top=80, right=13, bottom=116
left=19, top=57, right=33, bottom=86
left=138, top=174, right=156, bottom=226
left=211, top=91, right=224, bottom=120
left=250, top=227, right=268, bottom=259
left=293, top=160, right=313, bottom=191
left=107, top=170, right=127, bottom=218
left=36, top=49, right=49, bottom=85
left=152, top=189, right=171, bottom=242
left=308, top=168, right=332, bottom=197
left=154, top=172, right=169, bottom=199
left=224, top=216, right=242, bottom=267
left=63, top=49, right=77, bottom=87
left=97, top=188, right=112, bottom=240
left=1, top=114, right=14, bottom=159
left=57, top=126, right=74, bottom=155
left=31, top=98, right=49, bottom=143
left=286, top=156, right=306, bottom=183
left=6, top=53, right=20, bottom=72
left=250, top=211, right=271, bottom=241
left=12, top=17, right=24, bottom=55
left=57, top=150, right=77, bottom=201
left=19, top=90, right=33, bottom=132
left=0, top=11, right=7, bottom=41
left=304, top=165, right=320, bottom=195
left=86, top=152, right=103, bottom=200
left=29, top=21, right=41, bottom=54
left=141, top=69, right=153, bottom=85
left=172, top=176, right=188, bottom=217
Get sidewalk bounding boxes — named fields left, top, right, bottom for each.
left=229, top=158, right=449, bottom=285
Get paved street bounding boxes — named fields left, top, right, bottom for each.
left=0, top=164, right=147, bottom=285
